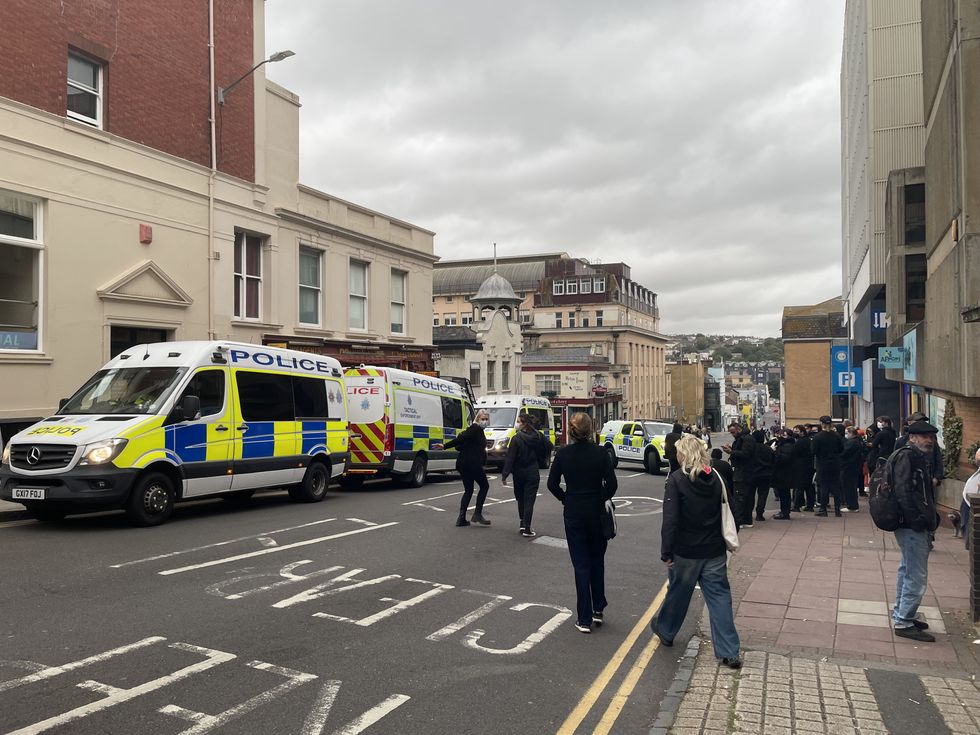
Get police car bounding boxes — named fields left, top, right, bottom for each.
left=0, top=342, right=349, bottom=525
left=598, top=419, right=674, bottom=474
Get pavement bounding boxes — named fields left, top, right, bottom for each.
left=653, top=500, right=980, bottom=735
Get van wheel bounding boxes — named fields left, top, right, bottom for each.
left=126, top=472, right=175, bottom=527
left=645, top=450, right=662, bottom=475
left=25, top=504, right=66, bottom=523
left=605, top=445, right=618, bottom=468
left=290, top=461, right=330, bottom=502
left=405, top=455, right=427, bottom=488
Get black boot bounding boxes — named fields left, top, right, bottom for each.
left=815, top=507, right=828, bottom=517
left=471, top=512, right=491, bottom=526
left=455, top=513, right=470, bottom=527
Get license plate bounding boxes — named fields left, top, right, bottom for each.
left=12, top=487, right=45, bottom=500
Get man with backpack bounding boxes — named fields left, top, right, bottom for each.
left=885, top=421, right=941, bottom=642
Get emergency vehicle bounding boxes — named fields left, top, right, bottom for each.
left=475, top=395, right=557, bottom=466
left=598, top=419, right=674, bottom=474
left=0, top=342, right=349, bottom=525
left=343, top=366, right=473, bottom=487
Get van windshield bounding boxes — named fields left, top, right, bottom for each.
left=60, top=367, right=187, bottom=415
left=483, top=407, right=518, bottom=429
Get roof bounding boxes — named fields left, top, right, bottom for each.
left=522, top=346, right=610, bottom=365
left=782, top=296, right=844, bottom=319
left=474, top=272, right=520, bottom=302
left=433, top=261, right=547, bottom=295
left=432, top=325, right=479, bottom=345
left=782, top=297, right=846, bottom=340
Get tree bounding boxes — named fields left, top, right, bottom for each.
left=767, top=379, right=781, bottom=399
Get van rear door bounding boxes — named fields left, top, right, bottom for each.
left=346, top=373, right=388, bottom=465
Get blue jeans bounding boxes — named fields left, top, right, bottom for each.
left=654, top=554, right=740, bottom=659
left=892, top=528, right=930, bottom=628
left=564, top=515, right=608, bottom=626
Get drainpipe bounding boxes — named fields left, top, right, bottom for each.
left=207, top=0, right=217, bottom=339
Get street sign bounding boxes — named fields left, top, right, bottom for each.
left=830, top=346, right=861, bottom=395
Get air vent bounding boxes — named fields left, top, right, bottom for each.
left=97, top=416, right=135, bottom=421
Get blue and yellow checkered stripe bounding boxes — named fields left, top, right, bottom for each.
left=393, top=424, right=457, bottom=452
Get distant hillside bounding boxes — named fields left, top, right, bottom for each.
left=669, top=334, right=783, bottom=363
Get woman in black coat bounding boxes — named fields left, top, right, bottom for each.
left=502, top=412, right=553, bottom=537
left=771, top=432, right=796, bottom=519
left=547, top=412, right=617, bottom=633
left=443, top=410, right=491, bottom=527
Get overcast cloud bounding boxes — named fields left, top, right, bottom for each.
left=265, top=0, right=844, bottom=337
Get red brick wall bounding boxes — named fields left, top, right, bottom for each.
left=0, top=0, right=254, bottom=181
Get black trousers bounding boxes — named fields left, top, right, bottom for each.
left=815, top=464, right=841, bottom=510
left=564, top=515, right=607, bottom=626
left=840, top=465, right=861, bottom=510
left=753, top=476, right=772, bottom=517
left=793, top=474, right=815, bottom=510
left=733, top=479, right=754, bottom=526
left=773, top=485, right=792, bottom=516
left=458, top=465, right=490, bottom=517
left=513, top=469, right=540, bottom=529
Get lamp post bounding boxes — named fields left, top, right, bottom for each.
left=218, top=50, right=295, bottom=104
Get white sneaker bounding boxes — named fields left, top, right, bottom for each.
left=575, top=623, right=592, bottom=634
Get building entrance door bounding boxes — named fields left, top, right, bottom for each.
left=110, top=326, right=172, bottom=357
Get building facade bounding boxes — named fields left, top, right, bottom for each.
left=666, top=361, right=706, bottom=426
left=0, top=0, right=436, bottom=430
left=840, top=0, right=923, bottom=425
left=781, top=298, right=849, bottom=426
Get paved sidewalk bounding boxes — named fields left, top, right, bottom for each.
left=0, top=499, right=26, bottom=516
left=727, top=507, right=977, bottom=672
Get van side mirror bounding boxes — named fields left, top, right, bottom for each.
left=58, top=398, right=69, bottom=410
left=179, top=395, right=201, bottom=421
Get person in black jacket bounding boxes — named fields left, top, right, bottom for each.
left=811, top=416, right=844, bottom=516
left=664, top=423, right=684, bottom=474
left=722, top=423, right=757, bottom=528
left=839, top=426, right=865, bottom=512
left=890, top=421, right=940, bottom=642
left=709, top=448, right=735, bottom=505
left=547, top=412, right=618, bottom=633
left=443, top=410, right=491, bottom=527
left=771, top=431, right=795, bottom=519
left=869, top=416, right=897, bottom=467
left=791, top=425, right=815, bottom=511
left=751, top=429, right=775, bottom=522
left=653, top=435, right=741, bottom=669
left=502, top=412, right=553, bottom=538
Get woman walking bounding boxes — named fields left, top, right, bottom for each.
left=652, top=434, right=742, bottom=668
left=546, top=413, right=618, bottom=633
left=501, top=412, right=553, bottom=537
left=442, top=410, right=492, bottom=527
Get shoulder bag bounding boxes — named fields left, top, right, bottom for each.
left=716, top=472, right=740, bottom=552
left=601, top=499, right=617, bottom=540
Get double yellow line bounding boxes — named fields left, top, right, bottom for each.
left=557, top=580, right=670, bottom=735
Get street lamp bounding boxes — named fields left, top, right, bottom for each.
left=218, top=50, right=295, bottom=104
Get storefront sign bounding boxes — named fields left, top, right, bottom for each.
left=877, top=346, right=905, bottom=370
left=830, top=346, right=862, bottom=395
left=903, top=329, right=917, bottom=381
left=0, top=331, right=37, bottom=350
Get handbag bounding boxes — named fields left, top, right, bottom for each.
left=716, top=473, right=739, bottom=553
left=601, top=499, right=617, bottom=540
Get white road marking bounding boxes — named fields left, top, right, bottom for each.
left=426, top=591, right=513, bottom=642
left=625, top=472, right=646, bottom=478
left=411, top=503, right=447, bottom=512
left=257, top=537, right=278, bottom=547
left=316, top=578, right=454, bottom=627
left=300, top=681, right=411, bottom=735
left=331, top=694, right=412, bottom=735
left=461, top=602, right=572, bottom=655
left=273, top=569, right=391, bottom=609
left=301, top=681, right=342, bottom=735
left=158, top=660, right=317, bottom=734
left=532, top=536, right=568, bottom=549
left=6, top=642, right=235, bottom=735
left=401, top=491, right=463, bottom=506
left=110, top=518, right=339, bottom=568
left=206, top=561, right=346, bottom=601
left=158, top=522, right=398, bottom=576
left=0, top=636, right=166, bottom=693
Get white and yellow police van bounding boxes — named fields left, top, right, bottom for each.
left=0, top=342, right=349, bottom=525
left=475, top=395, right=557, bottom=466
left=598, top=419, right=674, bottom=474
left=344, top=366, right=473, bottom=487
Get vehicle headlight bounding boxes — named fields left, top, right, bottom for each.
left=495, top=437, right=510, bottom=450
left=79, top=438, right=128, bottom=466
left=1, top=444, right=9, bottom=465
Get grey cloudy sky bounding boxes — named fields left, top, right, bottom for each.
left=265, top=0, right=844, bottom=337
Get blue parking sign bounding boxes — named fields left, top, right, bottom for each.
left=830, top=346, right=861, bottom=395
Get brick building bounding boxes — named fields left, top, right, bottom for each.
left=0, top=0, right=437, bottom=433
left=781, top=298, right=848, bottom=426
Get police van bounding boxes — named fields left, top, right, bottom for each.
left=0, top=342, right=349, bottom=525
left=598, top=419, right=674, bottom=474
left=475, top=395, right=557, bottom=466
left=344, top=366, right=473, bottom=487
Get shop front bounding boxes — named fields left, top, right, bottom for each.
left=263, top=336, right=436, bottom=373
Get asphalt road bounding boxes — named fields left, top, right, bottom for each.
left=0, top=464, right=697, bottom=735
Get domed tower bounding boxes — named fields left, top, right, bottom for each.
left=471, top=271, right=523, bottom=324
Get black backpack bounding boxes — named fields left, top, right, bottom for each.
left=868, top=453, right=903, bottom=531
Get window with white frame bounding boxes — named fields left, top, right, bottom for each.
left=432, top=315, right=439, bottom=326
left=596, top=310, right=604, bottom=327
left=582, top=315, right=590, bottom=328
left=461, top=315, right=473, bottom=326
left=0, top=192, right=42, bottom=351
left=444, top=314, right=457, bottom=326
left=67, top=53, right=102, bottom=127
left=552, top=280, right=564, bottom=296
left=298, top=247, right=321, bottom=326
left=536, top=374, right=561, bottom=394
left=566, top=279, right=578, bottom=295
left=234, top=232, right=264, bottom=320
left=501, top=360, right=510, bottom=391
left=568, top=311, right=576, bottom=328
left=555, top=312, right=563, bottom=329
left=446, top=295, right=453, bottom=303
left=580, top=279, right=592, bottom=294
left=469, top=361, right=481, bottom=386
left=594, top=277, right=606, bottom=293
left=487, top=360, right=496, bottom=391
left=390, top=269, right=407, bottom=334
left=348, top=260, right=368, bottom=330
left=521, top=312, right=531, bottom=324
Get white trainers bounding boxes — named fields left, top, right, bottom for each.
left=575, top=623, right=592, bottom=634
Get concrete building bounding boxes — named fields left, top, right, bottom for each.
left=0, top=0, right=437, bottom=433
left=840, top=0, right=923, bottom=425
left=666, top=361, right=705, bottom=427
left=781, top=297, right=849, bottom=426
left=432, top=270, right=524, bottom=396
left=881, top=1, right=980, bottom=503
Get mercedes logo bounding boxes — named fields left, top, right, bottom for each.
left=26, top=446, right=42, bottom=465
